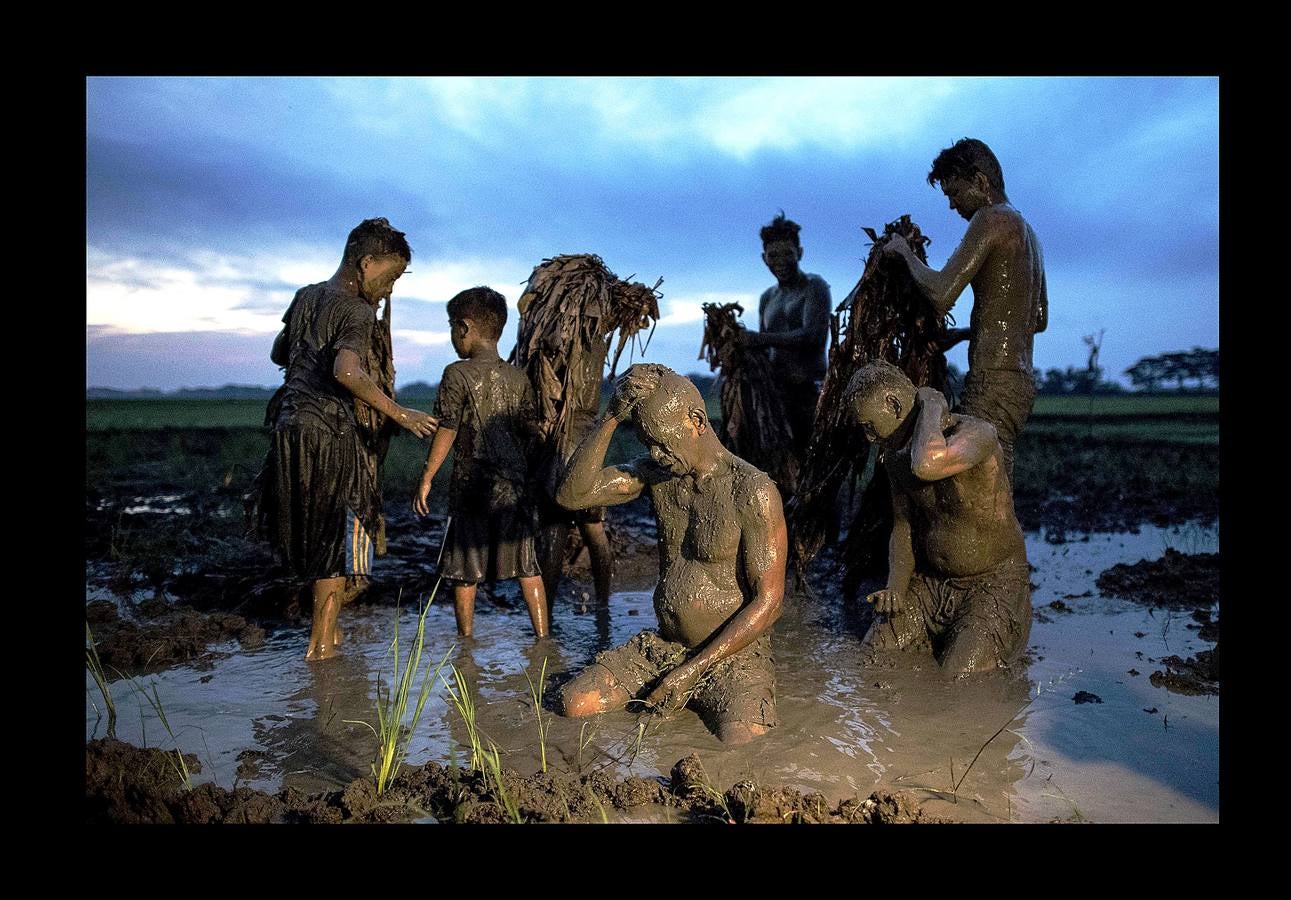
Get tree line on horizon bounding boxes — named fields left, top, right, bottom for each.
left=86, top=350, right=1218, bottom=400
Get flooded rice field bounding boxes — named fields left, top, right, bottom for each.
left=86, top=520, right=1219, bottom=824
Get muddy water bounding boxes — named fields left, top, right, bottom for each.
left=85, top=522, right=1218, bottom=823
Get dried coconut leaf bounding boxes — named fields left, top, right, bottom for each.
left=789, top=215, right=953, bottom=581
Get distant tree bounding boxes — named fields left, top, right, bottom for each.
left=1123, top=348, right=1218, bottom=392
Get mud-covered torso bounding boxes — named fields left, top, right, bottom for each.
left=635, top=457, right=767, bottom=647
left=884, top=431, right=1025, bottom=578
left=274, top=283, right=377, bottom=434
left=434, top=355, right=538, bottom=510
left=965, top=207, right=1046, bottom=376
left=759, top=272, right=830, bottom=384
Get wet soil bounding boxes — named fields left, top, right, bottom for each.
left=1150, top=648, right=1220, bottom=697
left=85, top=739, right=936, bottom=824
left=1093, top=549, right=1221, bottom=696
left=1096, top=549, right=1220, bottom=610
left=1009, top=432, right=1217, bottom=538
left=86, top=427, right=1220, bottom=824
left=87, top=597, right=265, bottom=673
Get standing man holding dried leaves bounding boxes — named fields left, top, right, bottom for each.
left=258, top=218, right=438, bottom=661
left=883, top=139, right=1048, bottom=478
left=740, top=212, right=832, bottom=475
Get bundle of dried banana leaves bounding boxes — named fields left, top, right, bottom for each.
left=355, top=296, right=397, bottom=554
left=511, top=253, right=662, bottom=461
left=698, top=301, right=799, bottom=496
left=789, top=214, right=953, bottom=586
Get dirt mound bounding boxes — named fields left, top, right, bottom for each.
left=86, top=740, right=943, bottom=825
left=1150, top=646, right=1220, bottom=696
left=1095, top=549, right=1219, bottom=609
left=91, top=606, right=265, bottom=673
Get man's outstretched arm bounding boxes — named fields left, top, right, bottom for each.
left=645, top=477, right=787, bottom=709
left=910, top=387, right=996, bottom=481
left=334, top=349, right=438, bottom=439
left=885, top=212, right=995, bottom=317
left=555, top=412, right=646, bottom=510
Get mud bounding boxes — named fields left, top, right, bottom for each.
left=1096, top=549, right=1220, bottom=609
left=86, top=739, right=932, bottom=825
left=1011, top=433, right=1217, bottom=538
left=86, top=420, right=1220, bottom=824
left=87, top=597, right=265, bottom=673
left=1150, top=647, right=1220, bottom=696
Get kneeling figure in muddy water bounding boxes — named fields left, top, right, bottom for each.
left=555, top=364, right=786, bottom=745
left=846, top=360, right=1031, bottom=674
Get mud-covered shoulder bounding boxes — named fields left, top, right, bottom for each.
left=804, top=272, right=831, bottom=294
left=730, top=460, right=784, bottom=524
left=975, top=204, right=1027, bottom=244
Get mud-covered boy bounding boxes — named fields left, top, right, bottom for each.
left=413, top=287, right=550, bottom=639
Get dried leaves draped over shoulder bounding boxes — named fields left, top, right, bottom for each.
left=789, top=215, right=952, bottom=577
left=698, top=302, right=799, bottom=495
left=510, top=253, right=661, bottom=459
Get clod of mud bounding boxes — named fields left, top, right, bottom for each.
left=1095, top=549, right=1219, bottom=609
left=91, top=607, right=266, bottom=672
left=87, top=740, right=944, bottom=825
left=1150, top=646, right=1220, bottom=696
left=1188, top=608, right=1220, bottom=643
left=1072, top=691, right=1104, bottom=704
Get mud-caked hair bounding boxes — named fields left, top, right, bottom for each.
left=342, top=217, right=412, bottom=268
left=447, top=286, right=508, bottom=340
left=927, top=138, right=1007, bottom=196
left=759, top=211, right=802, bottom=249
left=845, top=359, right=915, bottom=416
left=616, top=363, right=708, bottom=428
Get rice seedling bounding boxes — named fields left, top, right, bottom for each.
left=523, top=656, right=550, bottom=774
left=343, top=583, right=451, bottom=795
left=441, top=664, right=483, bottom=774
left=481, top=740, right=522, bottom=823
left=123, top=676, right=193, bottom=791
left=85, top=621, right=116, bottom=739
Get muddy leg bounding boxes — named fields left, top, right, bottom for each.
left=716, top=721, right=770, bottom=747
left=539, top=521, right=570, bottom=619
left=453, top=583, right=478, bottom=638
left=938, top=624, right=1001, bottom=677
left=306, top=576, right=345, bottom=661
left=519, top=575, right=550, bottom=639
left=578, top=521, right=613, bottom=606
left=333, top=576, right=370, bottom=646
left=558, top=664, right=631, bottom=717
left=862, top=604, right=929, bottom=655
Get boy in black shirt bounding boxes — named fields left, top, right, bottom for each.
left=413, top=287, right=550, bottom=639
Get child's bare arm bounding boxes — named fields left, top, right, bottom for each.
left=413, top=426, right=457, bottom=517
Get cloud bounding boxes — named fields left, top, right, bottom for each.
left=85, top=77, right=1218, bottom=390
left=87, top=243, right=533, bottom=337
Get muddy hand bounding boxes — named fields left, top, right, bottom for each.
left=644, top=664, right=699, bottom=713
left=398, top=408, right=438, bottom=439
left=866, top=589, right=901, bottom=616
left=883, top=235, right=910, bottom=259
left=413, top=476, right=433, bottom=517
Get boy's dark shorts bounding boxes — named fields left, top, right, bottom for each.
left=591, top=630, right=778, bottom=732
left=439, top=480, right=542, bottom=586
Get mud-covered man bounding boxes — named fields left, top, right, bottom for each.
left=883, top=138, right=1047, bottom=477
left=740, top=212, right=831, bottom=463
left=555, top=364, right=786, bottom=745
left=259, top=218, right=437, bottom=660
left=845, top=360, right=1031, bottom=674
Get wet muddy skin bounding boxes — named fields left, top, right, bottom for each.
left=87, top=521, right=1219, bottom=823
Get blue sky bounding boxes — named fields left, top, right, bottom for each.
left=86, top=76, right=1219, bottom=390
